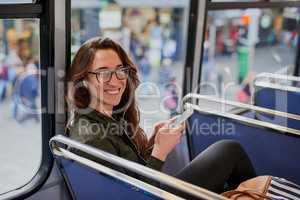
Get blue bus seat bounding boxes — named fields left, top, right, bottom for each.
left=188, top=111, right=300, bottom=184
left=50, top=135, right=226, bottom=200
left=240, top=109, right=300, bottom=131
left=57, top=158, right=163, bottom=200
left=254, top=87, right=300, bottom=130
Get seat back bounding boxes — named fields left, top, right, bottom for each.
left=253, top=73, right=300, bottom=130
left=58, top=158, right=163, bottom=200
left=50, top=135, right=227, bottom=200
left=188, top=110, right=300, bottom=184
left=254, top=86, right=300, bottom=115
left=253, top=73, right=300, bottom=115
left=254, top=87, right=300, bottom=130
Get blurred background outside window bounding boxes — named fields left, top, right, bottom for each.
left=0, top=19, right=41, bottom=194
left=71, top=0, right=190, bottom=134
left=200, top=7, right=299, bottom=105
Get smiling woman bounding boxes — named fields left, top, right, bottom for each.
left=66, top=37, right=149, bottom=158
left=66, top=36, right=257, bottom=194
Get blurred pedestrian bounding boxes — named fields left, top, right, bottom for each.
left=12, top=55, right=39, bottom=123
left=0, top=38, right=29, bottom=102
left=164, top=77, right=179, bottom=117
left=138, top=46, right=151, bottom=82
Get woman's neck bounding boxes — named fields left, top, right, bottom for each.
left=93, top=103, right=113, bottom=117
left=89, top=97, right=113, bottom=117
left=96, top=105, right=113, bottom=117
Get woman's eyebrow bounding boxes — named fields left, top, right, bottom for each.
left=94, top=64, right=123, bottom=71
left=94, top=67, right=108, bottom=71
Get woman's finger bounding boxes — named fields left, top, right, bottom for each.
left=169, top=116, right=178, bottom=123
left=154, top=120, right=168, bottom=133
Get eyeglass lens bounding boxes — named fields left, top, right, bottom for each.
left=97, top=68, right=128, bottom=82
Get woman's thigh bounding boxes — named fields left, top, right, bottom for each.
left=175, top=139, right=256, bottom=193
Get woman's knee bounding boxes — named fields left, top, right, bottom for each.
left=213, top=139, right=246, bottom=158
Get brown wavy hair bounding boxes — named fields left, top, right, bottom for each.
left=67, top=37, right=150, bottom=158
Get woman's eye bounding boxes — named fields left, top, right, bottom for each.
left=101, top=71, right=111, bottom=75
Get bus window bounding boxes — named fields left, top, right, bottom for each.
left=0, top=19, right=41, bottom=195
left=70, top=0, right=190, bottom=135
left=200, top=6, right=299, bottom=104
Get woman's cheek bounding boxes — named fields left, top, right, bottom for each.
left=95, top=85, right=105, bottom=101
left=121, top=81, right=127, bottom=94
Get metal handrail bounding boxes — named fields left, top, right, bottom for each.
left=50, top=135, right=228, bottom=200
left=186, top=103, right=300, bottom=137
left=254, top=81, right=300, bottom=93
left=254, top=73, right=300, bottom=83
left=182, top=93, right=300, bottom=121
left=254, top=73, right=300, bottom=93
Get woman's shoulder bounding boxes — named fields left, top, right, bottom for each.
left=67, top=112, right=123, bottom=144
left=68, top=113, right=105, bottom=143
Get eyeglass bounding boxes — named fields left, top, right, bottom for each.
left=88, top=67, right=130, bottom=83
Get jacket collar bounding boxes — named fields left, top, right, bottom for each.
left=82, top=108, right=126, bottom=126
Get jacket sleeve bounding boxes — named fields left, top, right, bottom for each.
left=143, top=145, right=165, bottom=171
left=146, top=156, right=165, bottom=171
left=142, top=149, right=165, bottom=187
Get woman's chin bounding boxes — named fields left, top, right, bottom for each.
left=104, top=97, right=121, bottom=106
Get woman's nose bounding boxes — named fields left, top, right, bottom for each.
left=108, top=72, right=121, bottom=85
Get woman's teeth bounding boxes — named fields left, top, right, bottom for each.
left=105, top=89, right=120, bottom=95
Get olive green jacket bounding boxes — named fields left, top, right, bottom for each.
left=68, top=109, right=164, bottom=185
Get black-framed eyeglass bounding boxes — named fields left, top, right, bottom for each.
left=88, top=66, right=130, bottom=83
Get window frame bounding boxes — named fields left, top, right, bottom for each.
left=182, top=0, right=208, bottom=160
left=0, top=3, right=41, bottom=18
left=0, top=0, right=55, bottom=199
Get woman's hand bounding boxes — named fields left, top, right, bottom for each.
left=151, top=118, right=186, bottom=161
left=147, top=120, right=165, bottom=148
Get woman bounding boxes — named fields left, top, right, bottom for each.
left=66, top=37, right=256, bottom=194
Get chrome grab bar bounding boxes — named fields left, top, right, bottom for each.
left=254, top=73, right=300, bottom=83
left=182, top=93, right=300, bottom=121
left=185, top=102, right=300, bottom=137
left=254, top=81, right=300, bottom=93
left=50, top=135, right=228, bottom=200
left=254, top=73, right=300, bottom=93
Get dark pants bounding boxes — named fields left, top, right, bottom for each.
left=163, top=140, right=256, bottom=198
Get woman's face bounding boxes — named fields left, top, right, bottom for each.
left=87, top=49, right=127, bottom=109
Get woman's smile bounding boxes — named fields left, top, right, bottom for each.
left=104, top=87, right=121, bottom=95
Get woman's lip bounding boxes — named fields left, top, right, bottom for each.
left=104, top=88, right=121, bottom=94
